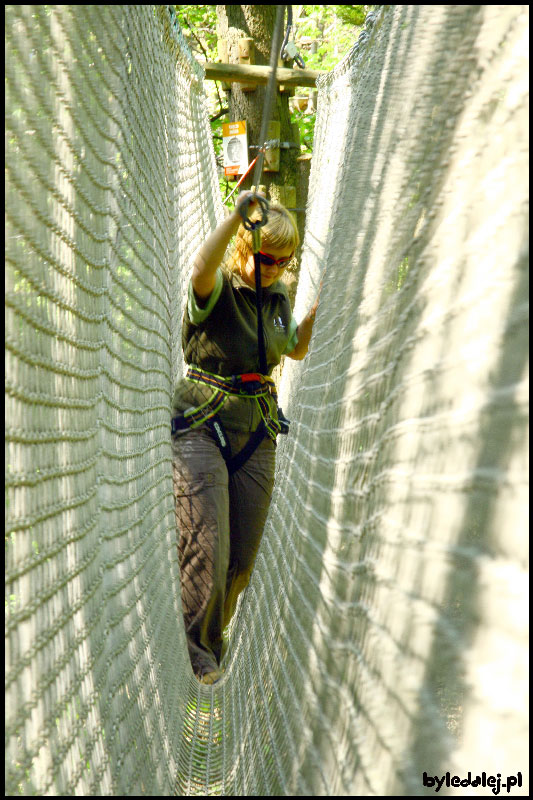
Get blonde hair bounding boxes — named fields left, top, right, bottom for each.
left=226, top=203, right=300, bottom=275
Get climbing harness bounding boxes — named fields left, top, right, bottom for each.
left=171, top=367, right=288, bottom=476
left=172, top=6, right=291, bottom=474
left=172, top=367, right=280, bottom=436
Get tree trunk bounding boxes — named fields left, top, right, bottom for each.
left=216, top=5, right=307, bottom=305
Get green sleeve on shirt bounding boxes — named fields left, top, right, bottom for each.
left=187, top=270, right=223, bottom=323
left=284, top=316, right=299, bottom=355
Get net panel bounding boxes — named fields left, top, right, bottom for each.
left=5, top=4, right=529, bottom=797
left=5, top=5, right=221, bottom=795
left=273, top=5, right=528, bottom=795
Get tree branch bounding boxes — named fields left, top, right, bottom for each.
left=183, top=14, right=210, bottom=61
left=210, top=107, right=229, bottom=123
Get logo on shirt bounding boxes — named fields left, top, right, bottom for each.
left=273, top=316, right=286, bottom=334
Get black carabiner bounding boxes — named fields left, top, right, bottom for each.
left=239, top=193, right=270, bottom=231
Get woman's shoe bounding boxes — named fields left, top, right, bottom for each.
left=198, top=669, right=222, bottom=685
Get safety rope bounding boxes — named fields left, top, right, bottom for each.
left=236, top=4, right=286, bottom=375
left=250, top=5, right=286, bottom=191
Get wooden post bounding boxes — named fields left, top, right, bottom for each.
left=278, top=57, right=295, bottom=96
left=238, top=38, right=256, bottom=92
left=291, top=122, right=301, bottom=149
left=217, top=39, right=230, bottom=91
left=296, top=154, right=312, bottom=211
left=284, top=185, right=297, bottom=209
left=263, top=121, right=280, bottom=172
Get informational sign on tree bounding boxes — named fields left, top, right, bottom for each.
left=222, top=120, right=248, bottom=176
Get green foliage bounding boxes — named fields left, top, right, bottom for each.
left=296, top=113, right=316, bottom=154
left=175, top=5, right=218, bottom=60
left=335, top=5, right=368, bottom=27
left=293, top=5, right=371, bottom=71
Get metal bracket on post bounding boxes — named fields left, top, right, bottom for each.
left=250, top=140, right=301, bottom=151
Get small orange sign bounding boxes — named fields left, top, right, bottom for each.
left=222, top=120, right=248, bottom=177
left=222, top=121, right=246, bottom=137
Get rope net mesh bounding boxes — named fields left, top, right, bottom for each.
left=5, top=5, right=528, bottom=797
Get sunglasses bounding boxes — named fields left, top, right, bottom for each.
left=258, top=250, right=293, bottom=268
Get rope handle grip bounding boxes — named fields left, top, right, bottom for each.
left=238, top=193, right=270, bottom=233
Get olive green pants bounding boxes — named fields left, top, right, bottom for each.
left=171, top=424, right=276, bottom=678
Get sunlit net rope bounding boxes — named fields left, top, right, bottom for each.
left=5, top=6, right=221, bottom=795
left=5, top=5, right=528, bottom=797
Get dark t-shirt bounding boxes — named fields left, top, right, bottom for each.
left=171, top=269, right=298, bottom=432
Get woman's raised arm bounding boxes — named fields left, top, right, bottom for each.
left=191, top=191, right=259, bottom=300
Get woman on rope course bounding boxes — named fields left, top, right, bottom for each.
left=171, top=190, right=320, bottom=684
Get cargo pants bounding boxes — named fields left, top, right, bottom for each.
left=171, top=424, right=276, bottom=678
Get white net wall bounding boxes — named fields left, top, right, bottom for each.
left=5, top=4, right=528, bottom=797
left=275, top=5, right=529, bottom=795
left=5, top=6, right=221, bottom=795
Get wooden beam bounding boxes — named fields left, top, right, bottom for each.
left=204, top=62, right=325, bottom=88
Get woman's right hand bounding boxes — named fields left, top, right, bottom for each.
left=236, top=190, right=269, bottom=231
left=192, top=192, right=265, bottom=300
left=235, top=190, right=264, bottom=215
